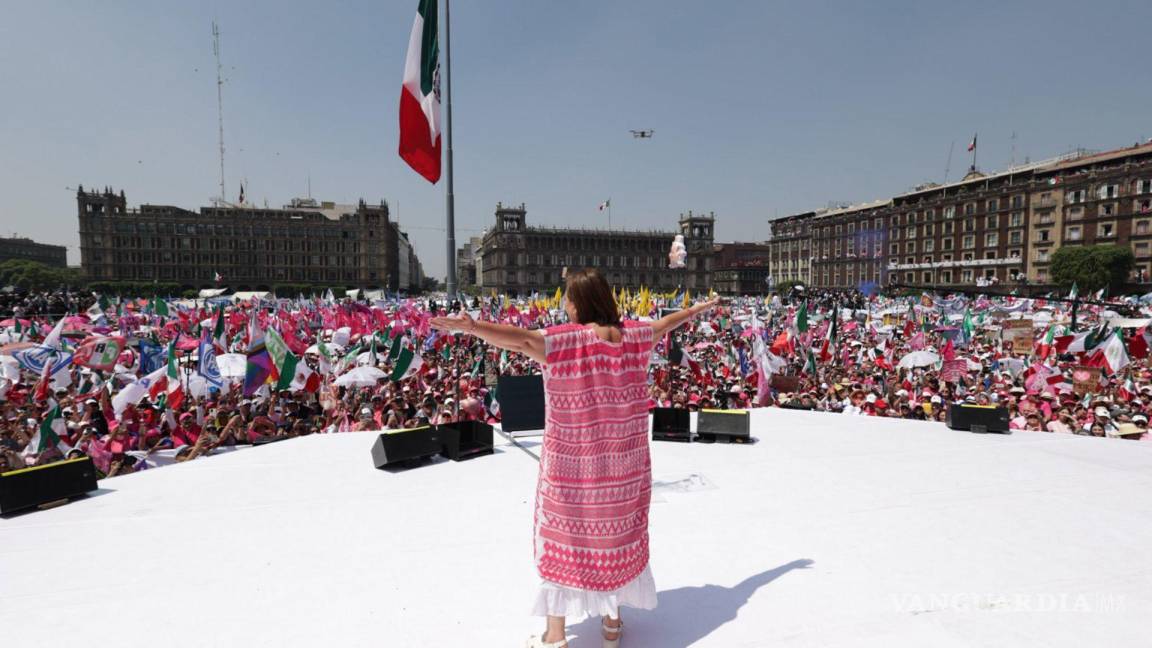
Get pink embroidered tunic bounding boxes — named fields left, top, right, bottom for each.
left=534, top=321, right=656, bottom=602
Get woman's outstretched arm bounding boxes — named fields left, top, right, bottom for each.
left=430, top=312, right=547, bottom=364
left=650, top=297, right=721, bottom=340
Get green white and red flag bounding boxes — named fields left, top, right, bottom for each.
left=398, top=0, right=442, bottom=183
left=164, top=338, right=184, bottom=411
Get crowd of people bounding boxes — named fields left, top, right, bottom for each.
left=2, top=283, right=1151, bottom=479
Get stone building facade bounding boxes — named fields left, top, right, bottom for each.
left=76, top=187, right=425, bottom=292
left=0, top=236, right=68, bottom=268
left=477, top=203, right=714, bottom=296
left=768, top=141, right=1152, bottom=290
left=712, top=242, right=772, bottom=295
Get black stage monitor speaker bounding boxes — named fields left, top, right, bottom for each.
left=0, top=456, right=99, bottom=515
left=652, top=407, right=692, bottom=442
left=371, top=426, right=445, bottom=468
left=946, top=404, right=1011, bottom=434
left=696, top=409, right=752, bottom=444
left=497, top=374, right=546, bottom=432
left=436, top=420, right=495, bottom=461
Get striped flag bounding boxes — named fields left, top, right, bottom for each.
left=398, top=0, right=442, bottom=183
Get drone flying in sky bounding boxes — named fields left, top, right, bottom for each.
left=630, top=130, right=654, bottom=139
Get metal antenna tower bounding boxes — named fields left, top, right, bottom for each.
left=943, top=140, right=955, bottom=184
left=212, top=20, right=227, bottom=205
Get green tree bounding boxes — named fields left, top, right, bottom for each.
left=0, top=260, right=84, bottom=291
left=1049, top=244, right=1134, bottom=294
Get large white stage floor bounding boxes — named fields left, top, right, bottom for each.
left=3, top=409, right=1151, bottom=647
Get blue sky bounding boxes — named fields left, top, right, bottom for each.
left=2, top=0, right=1151, bottom=278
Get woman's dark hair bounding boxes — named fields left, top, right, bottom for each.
left=564, top=268, right=620, bottom=327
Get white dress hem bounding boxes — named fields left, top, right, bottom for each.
left=530, top=565, right=657, bottom=619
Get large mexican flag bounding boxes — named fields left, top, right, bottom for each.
left=398, top=0, right=442, bottom=183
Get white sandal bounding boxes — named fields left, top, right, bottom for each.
left=525, top=633, right=568, bottom=648
left=602, top=619, right=623, bottom=648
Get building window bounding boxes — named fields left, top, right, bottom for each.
left=986, top=214, right=998, bottom=229
left=1101, top=203, right=1115, bottom=217
left=1009, top=211, right=1024, bottom=227
left=922, top=271, right=933, bottom=283
left=1136, top=242, right=1150, bottom=258
left=985, top=250, right=997, bottom=260
left=1098, top=222, right=1115, bottom=238
left=987, top=199, right=998, bottom=212
left=962, top=235, right=975, bottom=249
left=1137, top=220, right=1151, bottom=236
left=962, top=269, right=973, bottom=282
left=924, top=223, right=934, bottom=236
left=890, top=243, right=899, bottom=255
left=941, top=271, right=952, bottom=283
left=985, top=232, right=999, bottom=246
left=1066, top=226, right=1082, bottom=241
left=943, top=222, right=954, bottom=234
left=943, top=206, right=956, bottom=219
left=924, top=239, right=935, bottom=252
left=1067, top=189, right=1086, bottom=204
left=1009, top=230, right=1022, bottom=245
left=906, top=242, right=916, bottom=253
left=1037, top=229, right=1050, bottom=242
left=1036, top=250, right=1049, bottom=262
left=964, top=203, right=976, bottom=216
left=942, top=238, right=954, bottom=250
left=1097, top=184, right=1119, bottom=200
left=964, top=218, right=975, bottom=232
left=1137, top=199, right=1152, bottom=214
left=906, top=226, right=916, bottom=239
left=1136, top=179, right=1152, bottom=194
left=1011, top=195, right=1024, bottom=209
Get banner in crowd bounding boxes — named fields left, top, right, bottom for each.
left=138, top=339, right=166, bottom=375
left=939, top=359, right=969, bottom=383
left=1001, top=319, right=1034, bottom=355
left=72, top=336, right=127, bottom=371
left=1072, top=366, right=1102, bottom=395
left=770, top=374, right=801, bottom=392
left=11, top=345, right=74, bottom=376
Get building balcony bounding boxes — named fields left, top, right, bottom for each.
left=886, top=257, right=1023, bottom=271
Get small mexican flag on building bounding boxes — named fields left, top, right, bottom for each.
left=398, top=0, right=442, bottom=183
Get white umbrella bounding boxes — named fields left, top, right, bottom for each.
left=305, top=342, right=343, bottom=355
left=898, top=350, right=940, bottom=369
left=216, top=353, right=247, bottom=379
left=334, top=366, right=387, bottom=387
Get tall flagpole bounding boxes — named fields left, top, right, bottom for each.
left=444, top=0, right=457, bottom=297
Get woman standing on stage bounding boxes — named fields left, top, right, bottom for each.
left=432, top=268, right=718, bottom=648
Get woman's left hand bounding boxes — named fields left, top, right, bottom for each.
left=694, top=297, right=722, bottom=314
left=430, top=312, right=475, bottom=333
